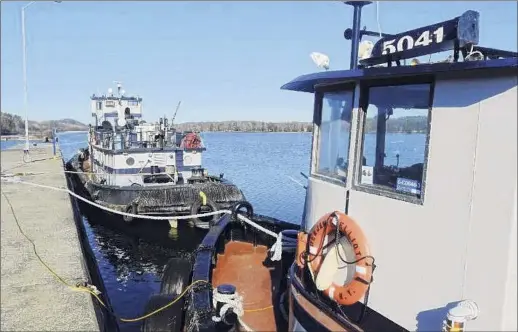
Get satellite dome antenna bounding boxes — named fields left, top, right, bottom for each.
left=343, top=1, right=372, bottom=70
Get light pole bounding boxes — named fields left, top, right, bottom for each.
left=21, top=1, right=61, bottom=160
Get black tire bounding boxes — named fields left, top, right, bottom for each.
left=190, top=198, right=218, bottom=230
left=160, top=257, right=193, bottom=295
left=122, top=203, right=137, bottom=224
left=231, top=201, right=254, bottom=219
left=141, top=294, right=184, bottom=332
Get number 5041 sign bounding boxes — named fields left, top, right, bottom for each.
left=364, top=10, right=480, bottom=64
left=382, top=27, right=444, bottom=55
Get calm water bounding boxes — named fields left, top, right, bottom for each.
left=50, top=131, right=424, bottom=331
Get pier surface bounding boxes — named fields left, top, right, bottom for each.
left=1, top=144, right=99, bottom=331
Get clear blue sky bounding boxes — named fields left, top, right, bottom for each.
left=1, top=1, right=516, bottom=124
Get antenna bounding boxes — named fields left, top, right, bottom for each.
left=343, top=1, right=372, bottom=69
left=171, top=101, right=182, bottom=125
left=113, top=80, right=123, bottom=96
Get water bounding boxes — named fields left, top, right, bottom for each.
left=0, top=140, right=43, bottom=151
left=54, top=131, right=424, bottom=331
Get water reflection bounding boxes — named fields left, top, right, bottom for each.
left=77, top=200, right=206, bottom=332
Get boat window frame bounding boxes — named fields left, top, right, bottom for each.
left=351, top=75, right=435, bottom=205
left=311, top=82, right=356, bottom=187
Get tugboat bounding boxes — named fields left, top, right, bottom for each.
left=66, top=82, right=246, bottom=229
left=143, top=2, right=517, bottom=332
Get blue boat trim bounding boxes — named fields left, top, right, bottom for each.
left=175, top=150, right=184, bottom=169
left=280, top=58, right=517, bottom=93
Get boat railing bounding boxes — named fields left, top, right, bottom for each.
left=91, top=130, right=206, bottom=152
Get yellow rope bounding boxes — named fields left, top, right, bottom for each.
left=244, top=305, right=274, bottom=313
left=1, top=190, right=276, bottom=323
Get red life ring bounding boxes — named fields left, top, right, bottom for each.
left=305, top=211, right=373, bottom=306
left=181, top=133, right=202, bottom=149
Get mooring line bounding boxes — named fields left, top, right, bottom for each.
left=1, top=189, right=275, bottom=324
left=1, top=176, right=231, bottom=221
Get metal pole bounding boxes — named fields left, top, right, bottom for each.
left=22, top=4, right=30, bottom=155
left=350, top=4, right=363, bottom=70
left=52, top=129, right=56, bottom=156
left=344, top=1, right=371, bottom=70
left=21, top=1, right=59, bottom=157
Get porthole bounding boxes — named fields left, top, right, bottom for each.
left=126, top=157, right=135, bottom=166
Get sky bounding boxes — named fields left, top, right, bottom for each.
left=1, top=1, right=517, bottom=124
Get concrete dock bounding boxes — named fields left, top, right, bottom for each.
left=1, top=144, right=100, bottom=331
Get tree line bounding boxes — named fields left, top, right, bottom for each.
left=1, top=111, right=428, bottom=136
left=175, top=116, right=428, bottom=133
left=1, top=112, right=88, bottom=138
left=364, top=115, right=428, bottom=134
left=174, top=121, right=313, bottom=133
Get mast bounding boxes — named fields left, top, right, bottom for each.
left=344, top=1, right=372, bottom=70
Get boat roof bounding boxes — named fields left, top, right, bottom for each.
left=281, top=57, right=517, bottom=94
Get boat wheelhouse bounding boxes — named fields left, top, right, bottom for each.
left=282, top=2, right=517, bottom=332
left=67, top=83, right=246, bottom=228
left=88, top=86, right=207, bottom=187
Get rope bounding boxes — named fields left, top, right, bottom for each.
left=2, top=154, right=60, bottom=173
left=1, top=176, right=231, bottom=221
left=235, top=214, right=284, bottom=261
left=212, top=288, right=274, bottom=324
left=1, top=189, right=274, bottom=324
left=3, top=169, right=200, bottom=177
left=212, top=289, right=244, bottom=322
left=2, top=174, right=298, bottom=264
left=1, top=175, right=296, bottom=260
left=235, top=214, right=297, bottom=261
left=1, top=190, right=110, bottom=309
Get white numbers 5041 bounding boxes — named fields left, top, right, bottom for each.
left=381, top=26, right=445, bottom=55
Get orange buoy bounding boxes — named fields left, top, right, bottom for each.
left=295, top=232, right=308, bottom=269
left=306, top=211, right=373, bottom=306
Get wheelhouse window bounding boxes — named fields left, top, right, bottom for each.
left=96, top=101, right=103, bottom=110
left=358, top=83, right=431, bottom=199
left=315, top=91, right=354, bottom=183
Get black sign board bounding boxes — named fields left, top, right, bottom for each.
left=360, top=10, right=480, bottom=67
